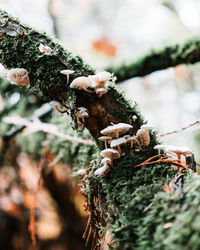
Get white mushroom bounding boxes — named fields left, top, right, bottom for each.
left=98, top=136, right=112, bottom=148
left=154, top=145, right=167, bottom=155
left=60, top=69, right=74, bottom=84
left=100, top=148, right=121, bottom=160
left=110, top=137, right=127, bottom=153
left=101, top=157, right=112, bottom=166
left=136, top=128, right=150, bottom=147
left=94, top=164, right=109, bottom=176
left=140, top=124, right=155, bottom=130
left=132, top=115, right=137, bottom=122
left=164, top=145, right=193, bottom=160
left=76, top=107, right=89, bottom=131
left=95, top=88, right=107, bottom=97
left=39, top=43, right=52, bottom=55
left=92, top=71, right=111, bottom=89
left=70, top=76, right=94, bottom=93
left=127, top=136, right=140, bottom=149
left=7, top=68, right=30, bottom=86
left=100, top=123, right=133, bottom=139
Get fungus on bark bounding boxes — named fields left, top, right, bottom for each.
left=100, top=148, right=120, bottom=160
left=39, top=43, right=52, bottom=55
left=70, top=76, right=95, bottom=93
left=60, top=70, right=74, bottom=84
left=110, top=137, right=127, bottom=153
left=100, top=123, right=133, bottom=139
left=7, top=68, right=30, bottom=86
left=98, top=136, right=112, bottom=148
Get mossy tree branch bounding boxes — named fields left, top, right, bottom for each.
left=107, top=38, right=200, bottom=82
left=1, top=9, right=199, bottom=250
left=0, top=9, right=150, bottom=147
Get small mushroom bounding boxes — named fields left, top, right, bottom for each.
left=7, top=68, right=30, bottom=86
left=110, top=137, right=127, bottom=153
left=98, top=136, right=112, bottom=148
left=60, top=70, right=74, bottom=84
left=101, top=123, right=133, bottom=139
left=154, top=145, right=166, bottom=155
left=132, top=115, right=137, bottom=122
left=140, top=124, right=155, bottom=130
left=101, top=157, right=112, bottom=166
left=127, top=136, right=140, bottom=149
left=39, top=43, right=52, bottom=55
left=70, top=76, right=94, bottom=93
left=92, top=71, right=111, bottom=89
left=100, top=148, right=121, bottom=160
left=164, top=145, right=193, bottom=160
left=94, top=164, right=109, bottom=176
left=136, top=128, right=150, bottom=147
left=95, top=88, right=107, bottom=97
left=76, top=107, right=89, bottom=131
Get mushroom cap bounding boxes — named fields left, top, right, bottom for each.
left=101, top=157, right=112, bottom=165
left=100, top=148, right=120, bottom=159
left=132, top=115, right=137, bottom=121
left=95, top=71, right=111, bottom=82
left=136, top=128, right=150, bottom=146
left=70, top=76, right=91, bottom=89
left=164, top=145, right=193, bottom=155
left=60, top=69, right=74, bottom=75
left=7, top=68, right=30, bottom=86
left=98, top=136, right=112, bottom=142
left=127, top=136, right=138, bottom=143
left=39, top=43, right=52, bottom=54
left=140, top=124, right=155, bottom=130
left=77, top=107, right=88, bottom=112
left=154, top=145, right=166, bottom=150
left=100, top=123, right=133, bottom=137
left=90, top=71, right=111, bottom=89
left=94, top=165, right=108, bottom=176
left=110, top=137, right=127, bottom=148
left=80, top=111, right=89, bottom=117
left=95, top=88, right=107, bottom=96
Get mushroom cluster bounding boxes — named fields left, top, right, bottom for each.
left=76, top=107, right=89, bottom=131
left=95, top=123, right=155, bottom=176
left=154, top=144, right=193, bottom=160
left=70, top=71, right=111, bottom=97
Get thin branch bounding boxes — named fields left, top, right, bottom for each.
left=3, top=104, right=53, bottom=140
left=159, top=119, right=200, bottom=137
left=3, top=115, right=95, bottom=145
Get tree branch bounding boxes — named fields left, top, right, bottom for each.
left=106, top=38, right=200, bottom=82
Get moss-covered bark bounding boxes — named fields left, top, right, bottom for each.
left=107, top=38, right=200, bottom=82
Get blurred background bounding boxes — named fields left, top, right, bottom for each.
left=0, top=0, right=200, bottom=249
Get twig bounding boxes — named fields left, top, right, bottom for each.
left=133, top=154, right=186, bottom=169
left=159, top=119, right=200, bottom=137
left=3, top=104, right=53, bottom=140
left=3, top=115, right=95, bottom=146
